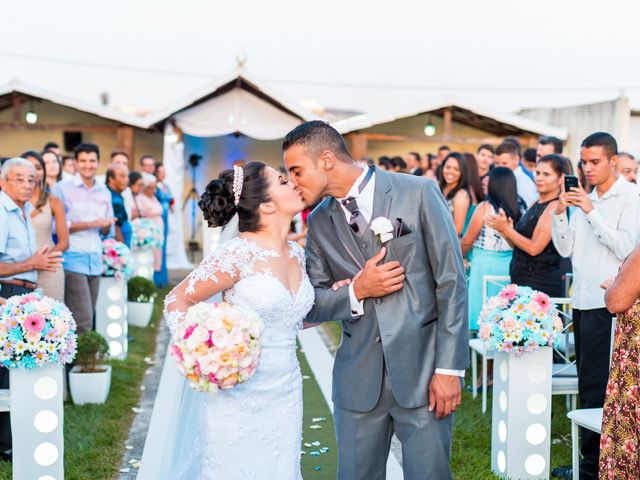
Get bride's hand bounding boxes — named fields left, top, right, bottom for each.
left=332, top=278, right=352, bottom=291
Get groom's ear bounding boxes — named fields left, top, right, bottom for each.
left=319, top=150, right=336, bottom=171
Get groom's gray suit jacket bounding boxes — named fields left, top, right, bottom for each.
left=305, top=167, right=469, bottom=413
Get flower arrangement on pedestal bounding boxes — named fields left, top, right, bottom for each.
left=131, top=218, right=163, bottom=249
left=479, top=284, right=563, bottom=356
left=0, top=290, right=77, bottom=368
left=102, top=238, right=132, bottom=279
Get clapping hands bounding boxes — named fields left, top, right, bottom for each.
left=486, top=209, right=513, bottom=234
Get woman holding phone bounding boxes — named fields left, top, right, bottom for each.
left=487, top=154, right=571, bottom=297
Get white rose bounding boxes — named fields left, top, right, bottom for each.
left=370, top=217, right=394, bottom=243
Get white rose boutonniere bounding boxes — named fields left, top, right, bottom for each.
left=370, top=216, right=394, bottom=244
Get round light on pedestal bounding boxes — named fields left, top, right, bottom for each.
left=33, top=376, right=58, bottom=400
left=107, top=305, right=122, bottom=320
left=497, top=450, right=506, bottom=473
left=499, top=360, right=508, bottom=382
left=109, top=341, right=123, bottom=356
left=34, top=410, right=59, bottom=433
left=526, top=393, right=547, bottom=414
left=106, top=322, right=123, bottom=338
left=528, top=362, right=547, bottom=383
left=524, top=453, right=546, bottom=476
left=525, top=423, right=547, bottom=445
left=499, top=390, right=508, bottom=412
left=498, top=420, right=507, bottom=443
left=34, top=442, right=59, bottom=466
left=107, top=286, right=122, bottom=301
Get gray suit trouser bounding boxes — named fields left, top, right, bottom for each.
left=334, top=367, right=453, bottom=480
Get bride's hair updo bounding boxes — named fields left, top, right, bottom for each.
left=199, top=161, right=270, bottom=233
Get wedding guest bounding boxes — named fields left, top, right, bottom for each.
left=615, top=152, right=637, bottom=183
left=43, top=141, right=61, bottom=157
left=476, top=144, right=495, bottom=196
left=406, top=151, right=423, bottom=176
left=42, top=150, right=62, bottom=190
left=154, top=163, right=173, bottom=287
left=129, top=171, right=144, bottom=196
left=133, top=173, right=164, bottom=282
left=522, top=147, right=537, bottom=173
left=390, top=156, right=407, bottom=173
left=463, top=153, right=485, bottom=204
left=439, top=153, right=472, bottom=237
left=425, top=145, right=450, bottom=179
left=0, top=157, right=63, bottom=458
left=599, top=245, right=640, bottom=479
left=378, top=156, right=392, bottom=171
left=20, top=151, right=69, bottom=301
left=488, top=154, right=570, bottom=297
left=461, top=167, right=522, bottom=332
left=106, top=164, right=132, bottom=247
left=495, top=141, right=538, bottom=207
left=536, top=135, right=563, bottom=160
left=53, top=143, right=115, bottom=334
left=139, top=154, right=156, bottom=175
left=98, top=150, right=134, bottom=220
left=61, top=155, right=76, bottom=181
left=551, top=132, right=640, bottom=479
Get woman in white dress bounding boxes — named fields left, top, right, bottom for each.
left=164, top=162, right=314, bottom=479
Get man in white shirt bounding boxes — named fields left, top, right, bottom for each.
left=495, top=141, right=538, bottom=207
left=551, top=132, right=640, bottom=479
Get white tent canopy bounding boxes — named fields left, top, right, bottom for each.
left=173, top=86, right=304, bottom=140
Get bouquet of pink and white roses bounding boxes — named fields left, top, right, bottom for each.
left=0, top=290, right=77, bottom=368
left=102, top=238, right=132, bottom=279
left=170, top=302, right=262, bottom=393
left=131, top=218, right=163, bottom=249
left=478, top=284, right=563, bottom=356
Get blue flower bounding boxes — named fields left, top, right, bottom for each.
left=20, top=356, right=36, bottom=369
left=8, top=328, right=23, bottom=344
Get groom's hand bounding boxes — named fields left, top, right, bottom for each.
left=428, top=373, right=461, bottom=419
left=353, top=247, right=405, bottom=300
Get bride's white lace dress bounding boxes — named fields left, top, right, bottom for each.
left=163, top=237, right=314, bottom=479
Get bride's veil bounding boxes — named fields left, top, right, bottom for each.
left=138, top=215, right=240, bottom=479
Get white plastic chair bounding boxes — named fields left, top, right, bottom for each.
left=550, top=297, right=579, bottom=411
left=567, top=317, right=616, bottom=480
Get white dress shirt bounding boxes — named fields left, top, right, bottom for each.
left=339, top=167, right=464, bottom=377
left=514, top=166, right=539, bottom=207
left=551, top=176, right=640, bottom=310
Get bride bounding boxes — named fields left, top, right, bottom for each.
left=163, top=162, right=314, bottom=479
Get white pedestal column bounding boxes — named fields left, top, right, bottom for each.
left=95, top=276, right=128, bottom=360
left=10, top=364, right=64, bottom=480
left=491, top=346, right=553, bottom=480
left=131, top=246, right=154, bottom=280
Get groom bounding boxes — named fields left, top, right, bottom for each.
left=284, top=121, right=468, bottom=480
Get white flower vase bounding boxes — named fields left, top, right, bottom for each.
left=132, top=246, right=154, bottom=280
left=127, top=301, right=154, bottom=327
left=10, top=364, right=64, bottom=480
left=95, top=276, right=128, bottom=360
left=491, top=346, right=553, bottom=480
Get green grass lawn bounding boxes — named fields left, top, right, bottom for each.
left=318, top=322, right=574, bottom=480
left=0, top=286, right=171, bottom=480
left=299, top=342, right=339, bottom=478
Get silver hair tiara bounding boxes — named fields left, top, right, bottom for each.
left=232, top=165, right=244, bottom=206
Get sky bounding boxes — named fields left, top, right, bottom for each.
left=2, top=0, right=640, bottom=118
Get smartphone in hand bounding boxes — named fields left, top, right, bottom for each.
left=564, top=175, right=579, bottom=192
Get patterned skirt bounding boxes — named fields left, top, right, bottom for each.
left=599, top=301, right=640, bottom=479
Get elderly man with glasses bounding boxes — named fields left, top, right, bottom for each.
left=0, top=157, right=63, bottom=461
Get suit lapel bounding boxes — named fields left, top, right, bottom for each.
left=371, top=167, right=392, bottom=222
left=329, top=199, right=366, bottom=268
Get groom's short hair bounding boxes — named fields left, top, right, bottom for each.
left=282, top=120, right=352, bottom=163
